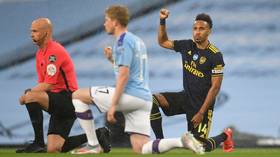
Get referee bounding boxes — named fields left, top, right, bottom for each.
left=17, top=18, right=111, bottom=153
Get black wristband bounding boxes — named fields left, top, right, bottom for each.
left=160, top=19, right=166, bottom=25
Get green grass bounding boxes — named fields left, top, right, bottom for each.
left=0, top=148, right=280, bottom=157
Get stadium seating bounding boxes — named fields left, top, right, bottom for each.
left=0, top=0, right=279, bottom=146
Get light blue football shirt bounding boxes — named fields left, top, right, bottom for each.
left=112, top=32, right=152, bottom=101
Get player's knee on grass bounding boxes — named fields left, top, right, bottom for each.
left=47, top=145, right=62, bottom=153
left=47, top=135, right=65, bottom=153
left=130, top=134, right=149, bottom=154
left=47, top=140, right=63, bottom=153
left=131, top=143, right=143, bottom=154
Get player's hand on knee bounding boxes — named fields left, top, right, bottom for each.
left=160, top=8, right=169, bottom=20
left=191, top=112, right=204, bottom=128
left=107, top=106, right=117, bottom=123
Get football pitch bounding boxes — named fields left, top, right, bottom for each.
left=0, top=148, right=279, bottom=157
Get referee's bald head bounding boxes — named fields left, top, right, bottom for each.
left=30, top=17, right=53, bottom=46
left=32, top=17, right=53, bottom=33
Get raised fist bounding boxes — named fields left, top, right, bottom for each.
left=160, top=8, right=170, bottom=20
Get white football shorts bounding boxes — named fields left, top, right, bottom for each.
left=90, top=86, right=152, bottom=136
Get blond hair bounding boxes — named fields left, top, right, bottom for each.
left=105, top=5, right=130, bottom=27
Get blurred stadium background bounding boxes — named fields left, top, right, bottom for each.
left=0, top=0, right=279, bottom=149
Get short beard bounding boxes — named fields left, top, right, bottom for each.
left=195, top=39, right=202, bottom=44
left=194, top=38, right=206, bottom=44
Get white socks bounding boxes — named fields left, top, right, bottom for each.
left=72, top=99, right=99, bottom=146
left=142, top=138, right=183, bottom=154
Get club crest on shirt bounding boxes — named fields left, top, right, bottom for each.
left=199, top=56, right=206, bottom=64
left=48, top=55, right=56, bottom=62
left=47, top=64, right=57, bottom=76
left=193, top=54, right=199, bottom=61
left=186, top=50, right=192, bottom=55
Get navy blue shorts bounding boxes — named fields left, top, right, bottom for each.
left=159, top=90, right=214, bottom=138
